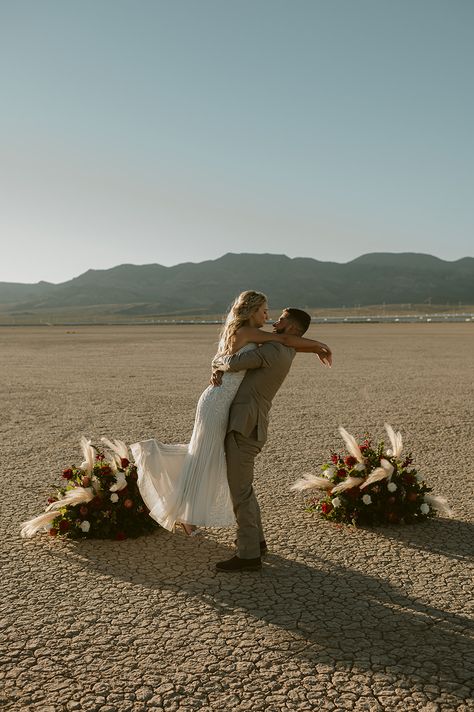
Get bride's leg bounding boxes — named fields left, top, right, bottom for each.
left=177, top=522, right=199, bottom=536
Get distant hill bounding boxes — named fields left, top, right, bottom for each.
left=0, top=252, right=473, bottom=317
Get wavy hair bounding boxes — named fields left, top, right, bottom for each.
left=218, top=290, right=267, bottom=354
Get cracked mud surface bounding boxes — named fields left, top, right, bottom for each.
left=1, top=324, right=473, bottom=711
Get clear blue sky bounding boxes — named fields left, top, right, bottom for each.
left=1, top=0, right=472, bottom=284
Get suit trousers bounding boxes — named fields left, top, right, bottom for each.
left=225, top=429, right=265, bottom=559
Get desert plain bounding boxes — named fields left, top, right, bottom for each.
left=0, top=323, right=473, bottom=712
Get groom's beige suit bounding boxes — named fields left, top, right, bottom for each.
left=213, top=342, right=296, bottom=559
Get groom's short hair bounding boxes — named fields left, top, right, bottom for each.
left=284, top=308, right=311, bottom=334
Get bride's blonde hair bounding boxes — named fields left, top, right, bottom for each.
left=218, top=290, right=267, bottom=354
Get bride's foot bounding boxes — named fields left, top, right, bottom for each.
left=178, top=522, right=199, bottom=537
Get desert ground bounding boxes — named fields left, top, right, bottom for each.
left=0, top=323, right=473, bottom=712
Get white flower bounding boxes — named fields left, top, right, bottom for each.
left=354, top=463, right=366, bottom=472
left=324, top=466, right=335, bottom=479
left=362, top=494, right=372, bottom=505
left=331, top=497, right=341, bottom=508
left=110, top=493, right=119, bottom=503
left=80, top=520, right=90, bottom=532
left=420, top=503, right=430, bottom=515
left=109, top=471, right=127, bottom=492
left=387, top=482, right=397, bottom=492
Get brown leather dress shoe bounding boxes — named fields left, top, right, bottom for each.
left=215, top=555, right=262, bottom=572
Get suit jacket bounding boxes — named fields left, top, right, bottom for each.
left=213, top=342, right=296, bottom=442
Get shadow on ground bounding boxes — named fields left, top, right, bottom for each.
left=375, top=516, right=474, bottom=561
left=47, top=521, right=474, bottom=704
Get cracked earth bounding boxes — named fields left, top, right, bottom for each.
left=1, top=324, right=472, bottom=711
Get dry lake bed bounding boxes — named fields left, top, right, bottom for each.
left=0, top=324, right=473, bottom=711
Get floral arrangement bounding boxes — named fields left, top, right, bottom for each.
left=292, top=424, right=451, bottom=526
left=20, top=437, right=159, bottom=540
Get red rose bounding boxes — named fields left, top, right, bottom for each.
left=336, top=468, right=346, bottom=478
left=344, top=456, right=357, bottom=467
left=359, top=445, right=367, bottom=453
left=115, top=531, right=127, bottom=541
left=49, top=528, right=58, bottom=537
left=59, top=520, right=70, bottom=533
left=120, top=458, right=130, bottom=468
left=62, top=469, right=73, bottom=480
left=124, top=499, right=134, bottom=509
left=101, top=465, right=113, bottom=476
left=321, top=502, right=332, bottom=515
left=331, top=454, right=339, bottom=464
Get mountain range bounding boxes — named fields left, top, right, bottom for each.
left=1, top=252, right=473, bottom=317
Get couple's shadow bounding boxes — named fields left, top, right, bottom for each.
left=49, top=519, right=474, bottom=703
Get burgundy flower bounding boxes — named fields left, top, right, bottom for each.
left=47, top=497, right=57, bottom=504
left=124, top=499, right=134, bottom=509
left=96, top=453, right=105, bottom=461
left=101, top=465, right=113, bottom=476
left=336, top=468, right=347, bottom=478
left=331, top=454, right=339, bottom=464
left=346, top=487, right=360, bottom=500
left=321, top=502, right=332, bottom=515
left=82, top=476, right=91, bottom=487
left=344, top=456, right=357, bottom=467
left=79, top=505, right=88, bottom=516
left=62, top=469, right=73, bottom=480
left=49, top=528, right=58, bottom=537
left=115, top=531, right=127, bottom=541
left=120, top=458, right=130, bottom=468
left=59, top=520, right=70, bottom=533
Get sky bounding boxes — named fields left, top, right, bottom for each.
left=0, top=0, right=473, bottom=284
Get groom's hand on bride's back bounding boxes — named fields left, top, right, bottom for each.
left=210, top=369, right=224, bottom=387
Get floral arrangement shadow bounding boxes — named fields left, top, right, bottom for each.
left=20, top=438, right=159, bottom=541
left=292, top=424, right=451, bottom=526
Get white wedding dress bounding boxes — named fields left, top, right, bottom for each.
left=130, top=343, right=257, bottom=531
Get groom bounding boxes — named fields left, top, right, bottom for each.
left=211, top=308, right=331, bottom=572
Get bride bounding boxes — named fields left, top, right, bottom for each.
left=130, top=290, right=331, bottom=535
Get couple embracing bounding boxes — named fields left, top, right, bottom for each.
left=131, top=291, right=332, bottom=572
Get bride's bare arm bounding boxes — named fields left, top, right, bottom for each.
left=233, top=326, right=332, bottom=366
